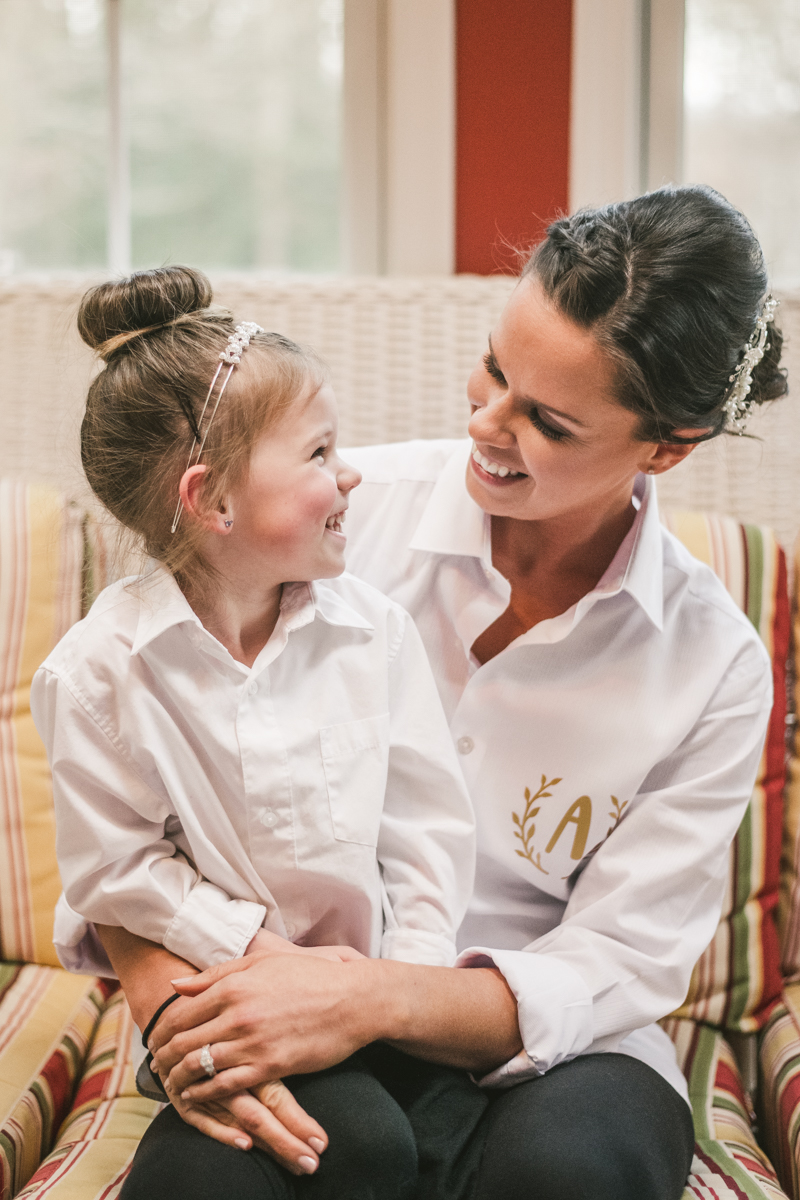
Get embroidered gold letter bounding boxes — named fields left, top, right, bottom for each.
left=545, top=796, right=593, bottom=860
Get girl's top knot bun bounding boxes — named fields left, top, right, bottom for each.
left=78, top=265, right=214, bottom=361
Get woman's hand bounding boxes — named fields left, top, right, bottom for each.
left=245, top=928, right=365, bottom=963
left=164, top=1076, right=328, bottom=1175
left=151, top=952, right=385, bottom=1102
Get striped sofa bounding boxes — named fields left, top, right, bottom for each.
left=2, top=482, right=800, bottom=1199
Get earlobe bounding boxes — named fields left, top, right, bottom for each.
left=178, top=465, right=230, bottom=533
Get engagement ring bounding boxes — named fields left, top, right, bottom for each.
left=200, top=1044, right=216, bottom=1078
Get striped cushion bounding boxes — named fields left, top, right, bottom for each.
left=17, top=990, right=162, bottom=1200
left=0, top=482, right=85, bottom=967
left=663, top=1017, right=789, bottom=1199
left=662, top=512, right=788, bottom=1031
left=0, top=964, right=110, bottom=1200
left=777, top=537, right=800, bottom=984
left=759, top=984, right=800, bottom=1200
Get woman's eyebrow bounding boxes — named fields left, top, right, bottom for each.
left=487, top=336, right=588, bottom=429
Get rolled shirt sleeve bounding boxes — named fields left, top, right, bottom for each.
left=378, top=610, right=476, bottom=967
left=32, top=665, right=266, bottom=974
left=459, top=642, right=773, bottom=1086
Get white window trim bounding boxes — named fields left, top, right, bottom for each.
left=342, top=0, right=455, bottom=275
left=107, top=0, right=131, bottom=275
left=570, top=0, right=685, bottom=212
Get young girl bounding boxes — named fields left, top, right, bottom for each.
left=31, top=266, right=477, bottom=1199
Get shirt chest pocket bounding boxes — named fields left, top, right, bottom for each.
left=320, top=714, right=391, bottom=847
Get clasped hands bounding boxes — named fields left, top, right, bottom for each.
left=149, top=930, right=366, bottom=1176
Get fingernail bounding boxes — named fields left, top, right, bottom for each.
left=170, top=976, right=194, bottom=986
left=298, top=1156, right=317, bottom=1174
left=181, top=1090, right=192, bottom=1101
left=147, top=1040, right=155, bottom=1053
left=235, top=1138, right=250, bottom=1151
left=308, top=1138, right=325, bottom=1154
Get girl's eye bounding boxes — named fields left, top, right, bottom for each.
left=529, top=407, right=569, bottom=443
left=312, top=446, right=326, bottom=459
left=483, top=351, right=506, bottom=386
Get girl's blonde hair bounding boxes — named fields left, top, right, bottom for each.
left=78, top=265, right=325, bottom=587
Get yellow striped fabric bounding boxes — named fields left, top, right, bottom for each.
left=662, top=511, right=787, bottom=1031
left=17, top=991, right=162, bottom=1200
left=0, top=965, right=107, bottom=1200
left=0, top=482, right=85, bottom=968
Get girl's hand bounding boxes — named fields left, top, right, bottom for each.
left=150, top=953, right=385, bottom=1102
left=245, top=928, right=365, bottom=962
left=164, top=1073, right=328, bottom=1176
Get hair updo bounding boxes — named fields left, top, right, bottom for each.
left=524, top=185, right=787, bottom=442
left=79, top=265, right=325, bottom=584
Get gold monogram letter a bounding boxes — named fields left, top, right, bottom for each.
left=545, top=796, right=593, bottom=861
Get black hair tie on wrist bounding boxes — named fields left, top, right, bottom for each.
left=136, top=993, right=182, bottom=1103
left=141, top=991, right=182, bottom=1047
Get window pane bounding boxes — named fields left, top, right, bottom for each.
left=126, top=0, right=343, bottom=271
left=0, top=0, right=107, bottom=271
left=684, top=0, right=800, bottom=287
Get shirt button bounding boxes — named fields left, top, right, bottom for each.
left=248, top=681, right=258, bottom=696
left=457, top=736, right=474, bottom=755
left=259, top=808, right=278, bottom=829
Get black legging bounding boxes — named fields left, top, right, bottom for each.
left=120, top=1046, right=695, bottom=1200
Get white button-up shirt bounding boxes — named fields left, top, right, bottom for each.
left=343, top=438, right=773, bottom=1099
left=32, top=569, right=476, bottom=976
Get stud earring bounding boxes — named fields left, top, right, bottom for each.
left=647, top=468, right=656, bottom=475
left=224, top=520, right=233, bottom=528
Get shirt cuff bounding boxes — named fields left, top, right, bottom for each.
left=163, top=880, right=266, bottom=970
left=457, top=946, right=593, bottom=1088
left=53, top=893, right=117, bottom=976
left=381, top=928, right=457, bottom=967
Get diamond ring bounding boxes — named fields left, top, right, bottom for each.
left=199, top=1044, right=216, bottom=1078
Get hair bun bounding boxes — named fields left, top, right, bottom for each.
left=78, top=265, right=214, bottom=360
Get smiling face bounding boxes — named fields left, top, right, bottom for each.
left=224, top=381, right=361, bottom=584
left=466, top=276, right=670, bottom=526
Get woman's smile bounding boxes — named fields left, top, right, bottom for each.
left=470, top=443, right=527, bottom=485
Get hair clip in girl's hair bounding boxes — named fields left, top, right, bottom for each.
left=723, top=295, right=778, bottom=436
left=170, top=323, right=264, bottom=533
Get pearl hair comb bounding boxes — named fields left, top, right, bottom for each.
left=723, top=295, right=778, bottom=436
left=170, top=322, right=264, bottom=533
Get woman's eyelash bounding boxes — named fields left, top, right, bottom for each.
left=530, top=408, right=568, bottom=442
left=483, top=351, right=506, bottom=385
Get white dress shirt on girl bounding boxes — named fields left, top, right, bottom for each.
left=341, top=438, right=773, bottom=1101
left=32, top=567, right=476, bottom=976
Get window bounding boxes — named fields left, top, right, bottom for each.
left=684, top=0, right=800, bottom=287
left=0, top=0, right=343, bottom=274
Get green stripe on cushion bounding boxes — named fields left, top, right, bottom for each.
left=664, top=1017, right=788, bottom=1199
left=759, top=986, right=800, bottom=1198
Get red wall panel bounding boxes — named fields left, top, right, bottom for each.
left=456, top=0, right=572, bottom=275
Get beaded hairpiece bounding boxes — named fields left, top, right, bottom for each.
left=723, top=295, right=778, bottom=436
left=170, top=321, right=264, bottom=533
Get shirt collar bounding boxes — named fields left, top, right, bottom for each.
left=130, top=568, right=373, bottom=659
left=406, top=439, right=664, bottom=632
left=130, top=566, right=202, bottom=656
left=408, top=441, right=489, bottom=561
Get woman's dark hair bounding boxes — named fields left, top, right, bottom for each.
left=524, top=185, right=787, bottom=442
left=78, top=265, right=325, bottom=586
